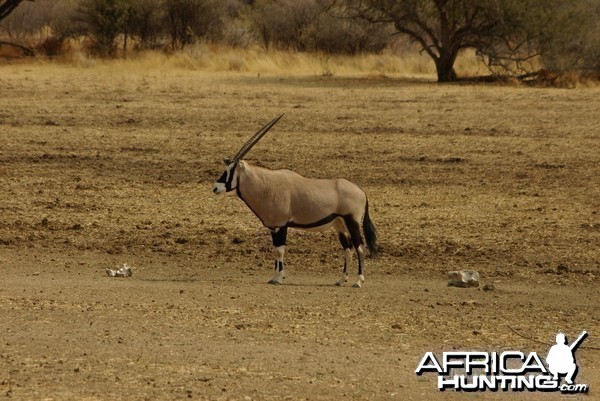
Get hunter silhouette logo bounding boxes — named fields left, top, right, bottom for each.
left=415, top=330, right=589, bottom=393
left=547, top=331, right=587, bottom=385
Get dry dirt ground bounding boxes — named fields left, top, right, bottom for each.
left=0, top=64, right=599, bottom=400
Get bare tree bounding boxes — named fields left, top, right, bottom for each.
left=343, top=0, right=511, bottom=82
left=343, top=0, right=600, bottom=81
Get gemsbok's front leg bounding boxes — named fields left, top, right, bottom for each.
left=268, top=226, right=287, bottom=285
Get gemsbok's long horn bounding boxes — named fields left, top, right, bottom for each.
left=232, top=114, right=284, bottom=162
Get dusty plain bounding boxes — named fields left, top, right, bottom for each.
left=0, top=64, right=599, bottom=400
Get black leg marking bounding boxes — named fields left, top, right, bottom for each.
left=271, top=226, right=288, bottom=247
left=344, top=217, right=365, bottom=277
left=344, top=217, right=364, bottom=247
left=268, top=227, right=287, bottom=284
left=338, top=232, right=352, bottom=249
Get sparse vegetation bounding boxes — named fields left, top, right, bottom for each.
left=1, top=0, right=599, bottom=82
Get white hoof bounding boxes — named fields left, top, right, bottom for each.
left=268, top=271, right=285, bottom=285
left=335, top=274, right=349, bottom=286
left=352, top=275, right=365, bottom=288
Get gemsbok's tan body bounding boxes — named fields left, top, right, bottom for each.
left=213, top=115, right=377, bottom=287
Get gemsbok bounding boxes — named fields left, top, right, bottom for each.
left=213, top=115, right=377, bottom=287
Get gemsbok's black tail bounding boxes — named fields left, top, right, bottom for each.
left=363, top=200, right=378, bottom=258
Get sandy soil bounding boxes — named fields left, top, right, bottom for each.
left=0, top=64, right=599, bottom=400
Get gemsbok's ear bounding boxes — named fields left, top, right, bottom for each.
left=238, top=160, right=248, bottom=170
left=224, top=158, right=231, bottom=165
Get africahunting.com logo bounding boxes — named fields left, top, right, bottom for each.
left=416, top=331, right=589, bottom=393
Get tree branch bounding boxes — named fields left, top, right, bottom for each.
left=0, top=0, right=33, bottom=22
left=0, top=40, right=35, bottom=56
left=393, top=22, right=439, bottom=60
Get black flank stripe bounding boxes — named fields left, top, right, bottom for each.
left=288, top=214, right=342, bottom=229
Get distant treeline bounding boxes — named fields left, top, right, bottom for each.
left=1, top=1, right=391, bottom=55
left=1, top=0, right=599, bottom=82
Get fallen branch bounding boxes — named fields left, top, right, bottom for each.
left=0, top=40, right=35, bottom=56
left=455, top=70, right=544, bottom=83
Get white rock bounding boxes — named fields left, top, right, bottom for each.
left=447, top=270, right=479, bottom=287
left=106, top=263, right=133, bottom=278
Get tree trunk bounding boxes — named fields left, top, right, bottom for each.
left=435, top=50, right=458, bottom=82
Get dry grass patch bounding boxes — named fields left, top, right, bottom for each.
left=7, top=43, right=494, bottom=80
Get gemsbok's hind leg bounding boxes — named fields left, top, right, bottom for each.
left=268, top=226, right=287, bottom=285
left=345, top=217, right=365, bottom=288
left=335, top=232, right=353, bottom=286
